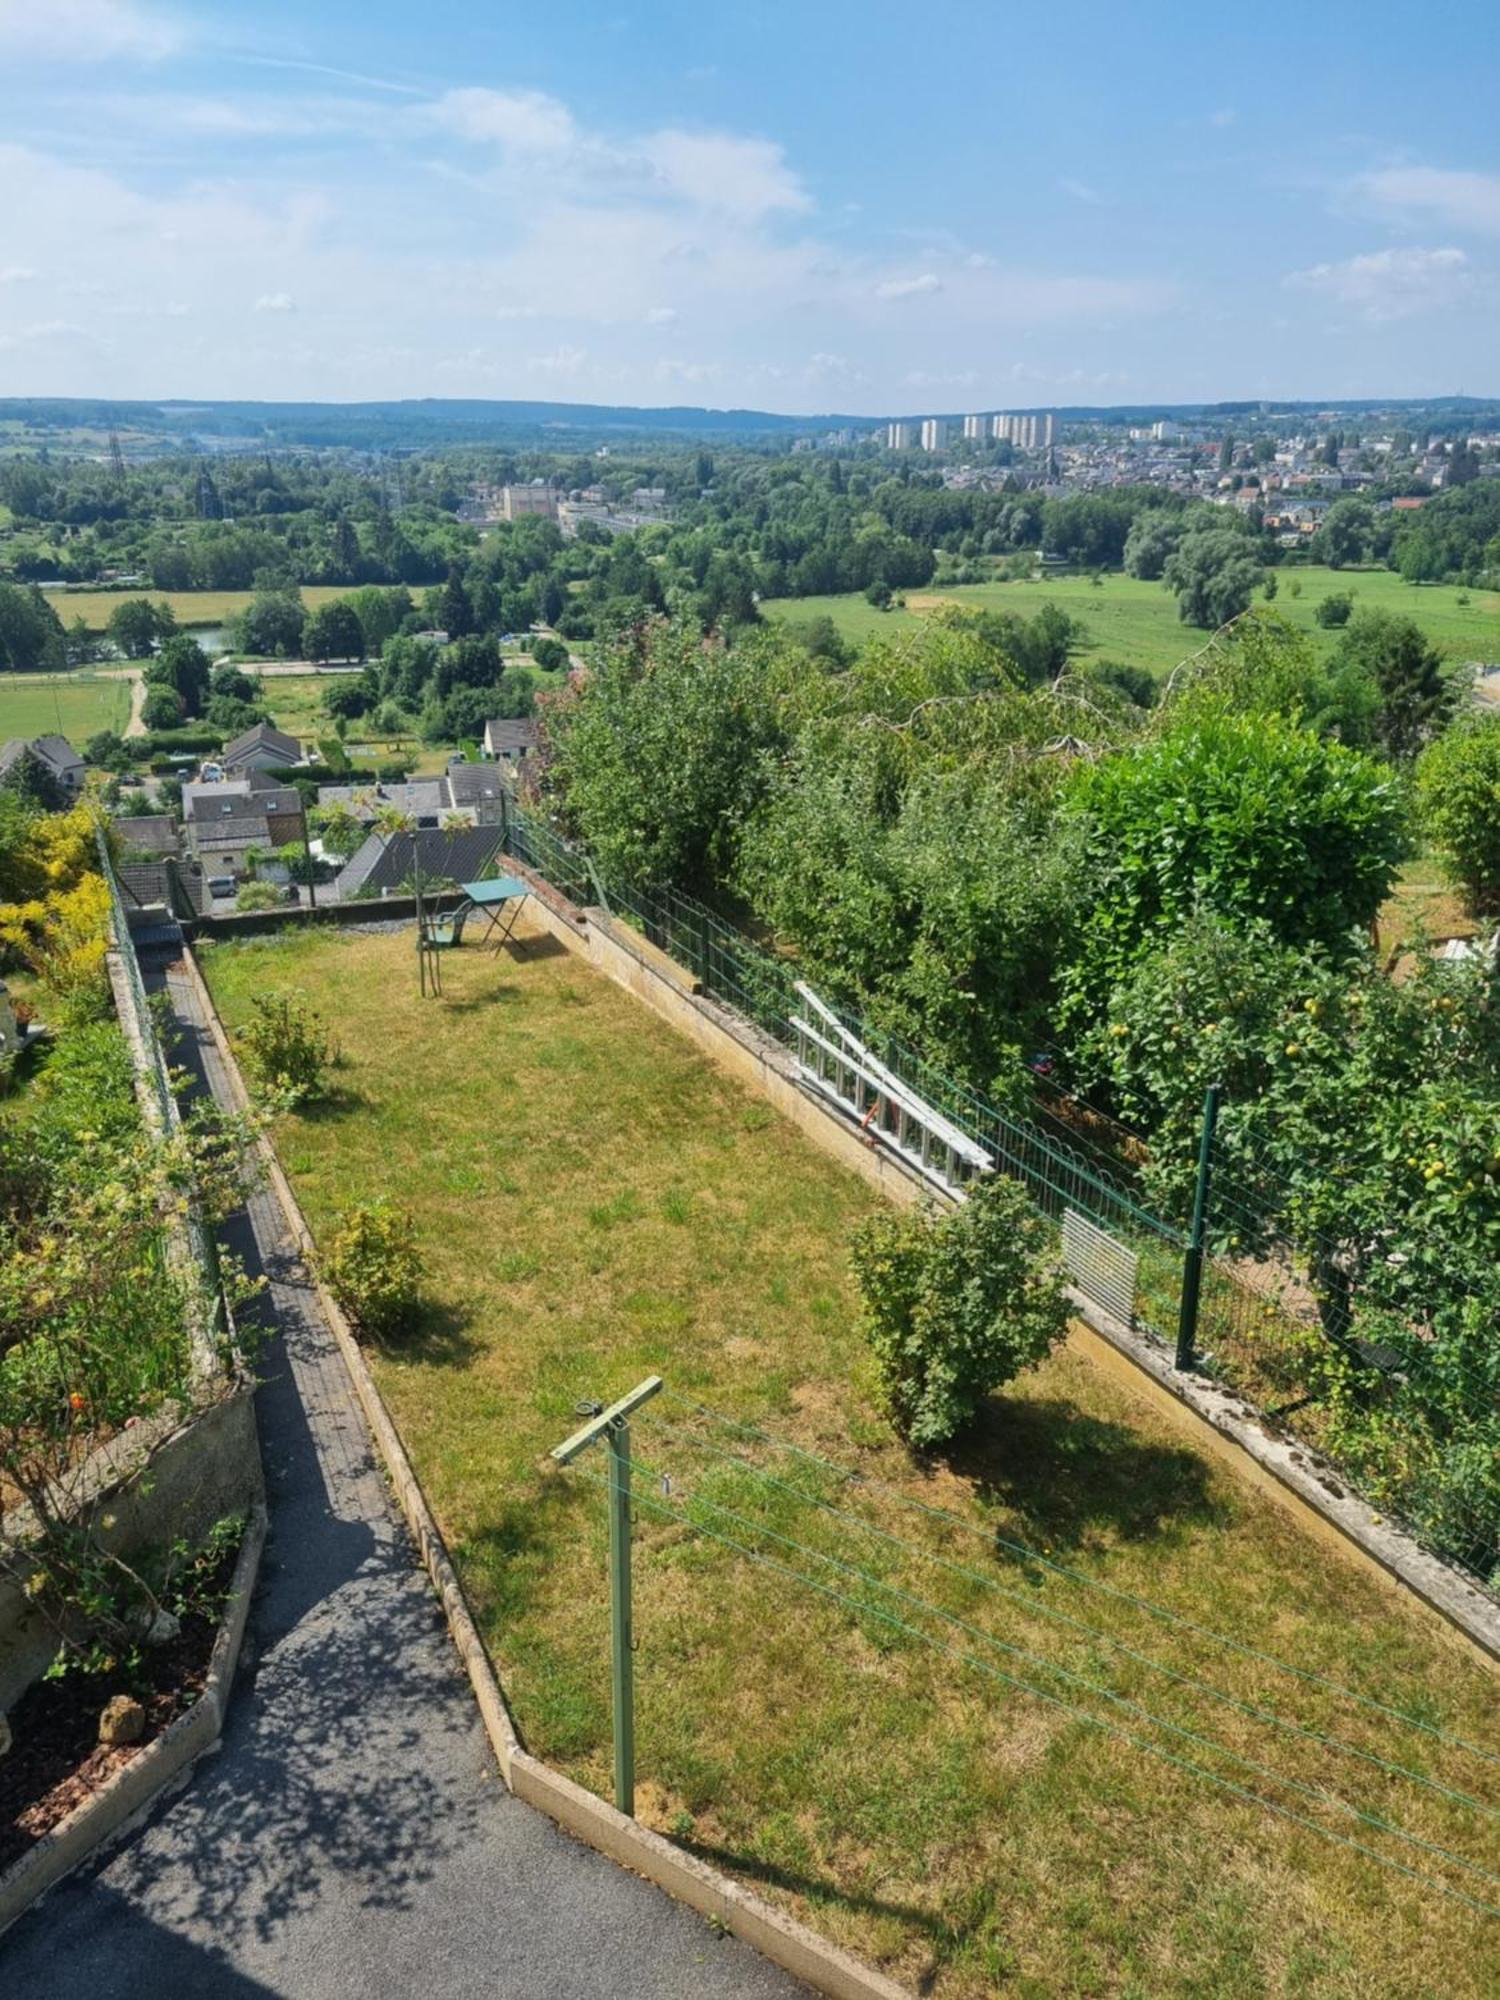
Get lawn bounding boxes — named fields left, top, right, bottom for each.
left=764, top=566, right=1500, bottom=679
left=200, top=924, right=1500, bottom=1998
left=0, top=671, right=130, bottom=741
left=42, top=585, right=352, bottom=633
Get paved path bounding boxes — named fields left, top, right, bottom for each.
left=0, top=957, right=802, bottom=2000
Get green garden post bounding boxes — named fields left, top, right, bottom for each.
left=607, top=1419, right=636, bottom=1817
left=1175, top=1083, right=1222, bottom=1373
left=550, top=1376, right=664, bottom=1817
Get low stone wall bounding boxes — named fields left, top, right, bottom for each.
left=0, top=1384, right=262, bottom=1712
left=189, top=889, right=464, bottom=942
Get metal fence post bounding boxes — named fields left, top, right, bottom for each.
left=607, top=1419, right=636, bottom=1817
left=550, top=1377, right=663, bottom=1819
left=1175, top=1084, right=1221, bottom=1372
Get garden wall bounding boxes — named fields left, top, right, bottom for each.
left=0, top=1385, right=260, bottom=1712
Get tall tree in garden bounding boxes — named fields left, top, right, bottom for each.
left=439, top=564, right=475, bottom=638
left=1162, top=528, right=1263, bottom=628
left=1331, top=612, right=1457, bottom=761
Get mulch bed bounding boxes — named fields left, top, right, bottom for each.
left=0, top=1541, right=238, bottom=1874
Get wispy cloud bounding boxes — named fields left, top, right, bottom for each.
left=875, top=272, right=943, bottom=301
left=253, top=291, right=296, bottom=312
left=1284, top=245, right=1473, bottom=321
left=1059, top=178, right=1105, bottom=206
left=0, top=0, right=183, bottom=63
left=1353, top=164, right=1500, bottom=236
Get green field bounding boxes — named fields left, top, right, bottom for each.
left=42, top=585, right=352, bottom=634
left=0, top=672, right=130, bottom=742
left=201, top=923, right=1500, bottom=2000
left=765, top=567, right=1500, bottom=678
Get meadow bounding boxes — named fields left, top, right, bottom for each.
left=201, top=921, right=1500, bottom=2000
left=765, top=566, right=1500, bottom=679
left=0, top=671, right=130, bottom=741
left=42, top=585, right=352, bottom=633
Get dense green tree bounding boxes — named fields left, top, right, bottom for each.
left=0, top=583, right=66, bottom=671
left=1331, top=611, right=1457, bottom=761
left=141, top=684, right=185, bottom=730
left=145, top=633, right=212, bottom=717
left=107, top=596, right=175, bottom=659
left=1162, top=528, right=1263, bottom=629
left=1310, top=498, right=1375, bottom=570
left=1416, top=715, right=1500, bottom=911
left=233, top=591, right=306, bottom=658
left=1059, top=712, right=1406, bottom=1024
left=303, top=599, right=366, bottom=662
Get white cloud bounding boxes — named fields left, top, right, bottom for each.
left=527, top=343, right=589, bottom=378
left=875, top=272, right=943, bottom=300
left=645, top=306, right=678, bottom=326
left=430, top=87, right=577, bottom=153
left=640, top=129, right=808, bottom=219
left=0, top=0, right=182, bottom=62
left=1354, top=165, right=1500, bottom=236
left=1059, top=178, right=1104, bottom=206
left=0, top=265, right=36, bottom=284
left=253, top=292, right=296, bottom=312
left=1285, top=245, right=1473, bottom=321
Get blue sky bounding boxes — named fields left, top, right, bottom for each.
left=1, top=0, right=1497, bottom=412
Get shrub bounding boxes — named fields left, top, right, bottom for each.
left=233, top=880, right=283, bottom=913
left=323, top=1199, right=422, bottom=1339
left=1415, top=715, right=1500, bottom=912
left=851, top=1175, right=1068, bottom=1449
left=237, top=991, right=337, bottom=1107
left=1314, top=591, right=1354, bottom=628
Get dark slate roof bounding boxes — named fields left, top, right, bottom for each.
left=357, top=826, right=506, bottom=895
left=484, top=718, right=540, bottom=756
left=194, top=816, right=282, bottom=850
left=222, top=721, right=300, bottom=764
left=31, top=734, right=84, bottom=775
left=444, top=761, right=507, bottom=808
left=112, top=813, right=181, bottom=856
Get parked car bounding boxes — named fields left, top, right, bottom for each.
left=207, top=876, right=236, bottom=899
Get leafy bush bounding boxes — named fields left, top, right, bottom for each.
left=1314, top=590, right=1354, bottom=628
left=851, top=1175, right=1068, bottom=1448
left=237, top=991, right=337, bottom=1107
left=1415, top=716, right=1500, bottom=913
left=323, top=1199, right=422, bottom=1339
left=233, top=880, right=283, bottom=912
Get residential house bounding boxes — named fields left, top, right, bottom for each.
left=444, top=759, right=508, bottom=824
left=111, top=813, right=182, bottom=860
left=0, top=734, right=86, bottom=803
left=482, top=717, right=540, bottom=767
left=183, top=777, right=306, bottom=877
left=221, top=721, right=302, bottom=775
left=334, top=824, right=506, bottom=901
left=314, top=778, right=461, bottom=831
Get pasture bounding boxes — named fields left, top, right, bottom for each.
left=42, top=585, right=351, bottom=634
left=201, top=921, right=1500, bottom=2000
left=764, top=566, right=1500, bottom=679
left=0, top=672, right=130, bottom=742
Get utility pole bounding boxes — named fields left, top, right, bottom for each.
left=551, top=1377, right=664, bottom=1817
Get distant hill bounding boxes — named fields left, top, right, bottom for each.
left=1, top=392, right=1496, bottom=454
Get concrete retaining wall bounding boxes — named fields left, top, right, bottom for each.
left=0, top=1385, right=262, bottom=1712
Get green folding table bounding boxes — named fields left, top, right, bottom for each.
left=458, top=874, right=531, bottom=953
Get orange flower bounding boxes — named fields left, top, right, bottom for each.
left=68, top=1392, right=86, bottom=1412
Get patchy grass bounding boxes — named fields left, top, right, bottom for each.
left=1377, top=853, right=1481, bottom=963
left=0, top=671, right=130, bottom=741
left=765, top=567, right=1500, bottom=679
left=41, top=585, right=351, bottom=633
left=201, top=924, right=1500, bottom=1998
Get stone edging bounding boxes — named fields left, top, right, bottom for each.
left=0, top=1505, right=266, bottom=1939
left=176, top=944, right=909, bottom=2000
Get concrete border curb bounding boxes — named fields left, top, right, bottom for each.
left=0, top=1504, right=266, bottom=1939
left=178, top=943, right=909, bottom=2000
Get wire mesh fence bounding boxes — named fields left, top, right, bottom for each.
left=495, top=787, right=1498, bottom=1584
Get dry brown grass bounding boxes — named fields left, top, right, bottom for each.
left=201, top=921, right=1500, bottom=1998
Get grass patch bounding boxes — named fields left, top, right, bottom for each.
left=765, top=567, right=1500, bottom=679
left=201, top=924, right=1500, bottom=1997
left=41, top=585, right=351, bottom=633
left=0, top=671, right=130, bottom=741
